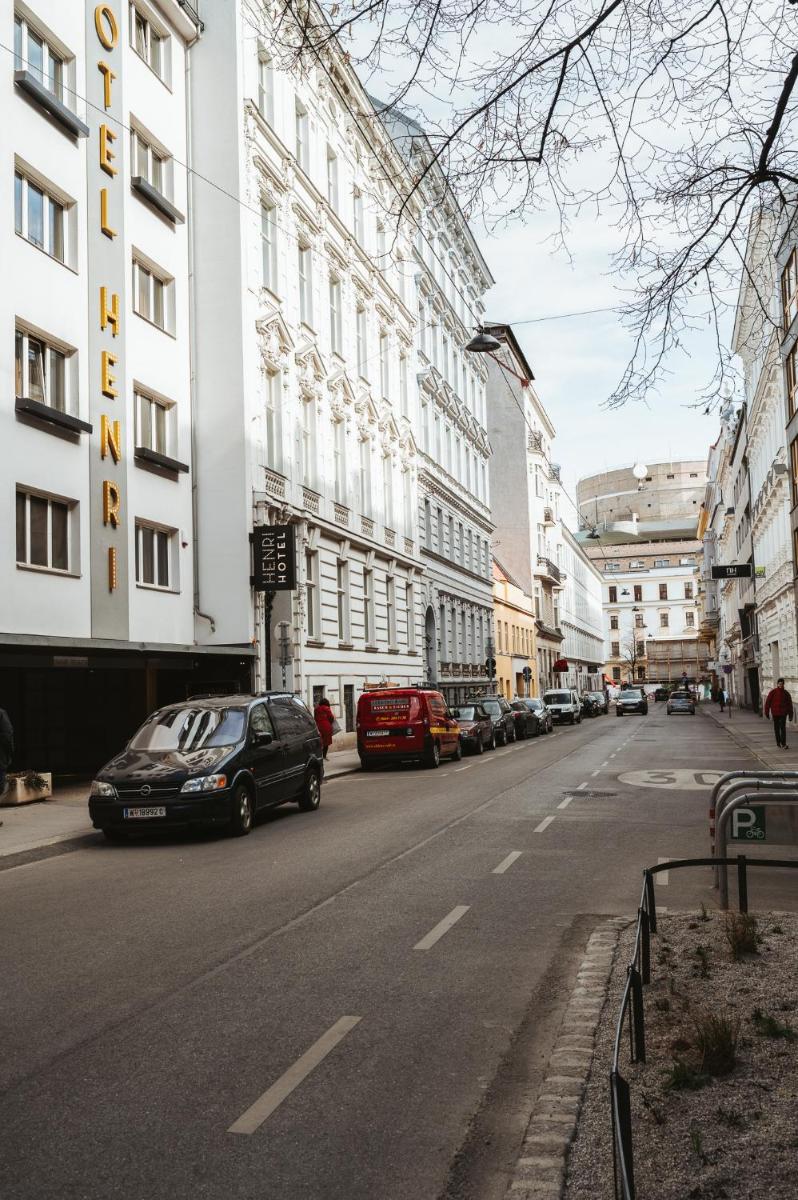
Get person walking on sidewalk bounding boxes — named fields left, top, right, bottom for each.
left=0, top=705, right=13, bottom=801
left=313, top=697, right=335, bottom=760
left=764, top=678, right=794, bottom=749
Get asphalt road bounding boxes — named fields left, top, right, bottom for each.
left=1, top=705, right=793, bottom=1200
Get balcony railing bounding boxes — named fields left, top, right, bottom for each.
left=543, top=506, right=555, bottom=525
left=536, top=555, right=561, bottom=584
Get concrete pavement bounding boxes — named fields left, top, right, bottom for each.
left=1, top=709, right=796, bottom=1200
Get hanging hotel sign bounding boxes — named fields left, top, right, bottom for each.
left=252, top=525, right=296, bottom=591
left=711, top=564, right=752, bottom=579
left=88, top=2, right=128, bottom=636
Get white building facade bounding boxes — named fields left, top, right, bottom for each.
left=0, top=0, right=249, bottom=776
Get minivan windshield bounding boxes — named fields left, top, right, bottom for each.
left=129, top=707, right=246, bottom=752
left=543, top=691, right=571, bottom=705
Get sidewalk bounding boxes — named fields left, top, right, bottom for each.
left=0, top=748, right=362, bottom=860
left=700, top=700, right=798, bottom=770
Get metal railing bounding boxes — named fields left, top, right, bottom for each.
left=611, top=855, right=798, bottom=1200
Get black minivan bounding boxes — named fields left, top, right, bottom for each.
left=89, top=693, right=324, bottom=841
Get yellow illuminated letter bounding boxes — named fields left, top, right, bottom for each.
left=108, top=546, right=118, bottom=592
left=100, top=188, right=116, bottom=239
left=101, top=351, right=118, bottom=398
left=100, top=125, right=117, bottom=177
left=95, top=5, right=119, bottom=50
left=103, top=481, right=121, bottom=527
left=98, top=61, right=116, bottom=109
left=101, top=415, right=121, bottom=463
left=100, top=287, right=120, bottom=337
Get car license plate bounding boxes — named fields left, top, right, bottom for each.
left=366, top=730, right=390, bottom=738
left=123, top=806, right=167, bottom=819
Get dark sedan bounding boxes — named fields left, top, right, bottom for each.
left=584, top=690, right=609, bottom=715
left=509, top=700, right=539, bottom=738
left=512, top=697, right=553, bottom=735
left=615, top=688, right=649, bottom=717
left=452, top=703, right=495, bottom=753
left=468, top=695, right=516, bottom=745
left=88, top=693, right=324, bottom=842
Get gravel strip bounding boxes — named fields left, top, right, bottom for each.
left=565, top=910, right=798, bottom=1200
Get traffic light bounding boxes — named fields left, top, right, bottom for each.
left=522, top=666, right=532, bottom=682
left=485, top=657, right=496, bottom=673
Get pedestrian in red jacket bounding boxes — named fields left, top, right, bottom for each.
left=764, top=678, right=794, bottom=749
left=314, top=697, right=335, bottom=759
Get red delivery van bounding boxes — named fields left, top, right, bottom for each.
left=356, top=688, right=462, bottom=769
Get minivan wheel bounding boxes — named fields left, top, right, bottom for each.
left=230, top=782, right=254, bottom=836
left=427, top=741, right=441, bottom=768
left=298, top=768, right=321, bottom=812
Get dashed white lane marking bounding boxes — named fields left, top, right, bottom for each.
left=495, top=749, right=512, bottom=757
left=534, top=815, right=556, bottom=833
left=601, top=761, right=609, bottom=767
left=454, top=765, right=471, bottom=772
left=576, top=782, right=588, bottom=791
left=656, top=856, right=670, bottom=886
left=414, top=905, right=470, bottom=951
left=557, top=796, right=573, bottom=810
left=228, top=1016, right=361, bottom=1134
left=590, top=770, right=600, bottom=777
left=493, top=851, right=523, bottom=874
left=610, top=753, right=617, bottom=758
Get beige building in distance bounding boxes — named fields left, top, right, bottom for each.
left=492, top=558, right=538, bottom=699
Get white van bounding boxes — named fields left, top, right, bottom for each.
left=542, top=688, right=582, bottom=725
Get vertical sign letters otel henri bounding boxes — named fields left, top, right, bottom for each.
left=253, top=526, right=297, bottom=591
left=90, top=3, right=129, bottom=636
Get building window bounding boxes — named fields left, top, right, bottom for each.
left=610, top=614, right=619, bottom=630
left=265, top=368, right=282, bottom=471
left=788, top=345, right=798, bottom=421
left=135, top=522, right=173, bottom=589
left=359, top=437, right=372, bottom=515
left=356, top=305, right=367, bottom=377
left=301, top=397, right=316, bottom=488
left=637, top=666, right=645, bottom=681
left=399, top=354, right=408, bottom=417
left=379, top=332, right=389, bottom=398
left=14, top=170, right=66, bottom=263
left=629, top=559, right=645, bottom=569
left=134, top=387, right=172, bottom=455
left=353, top=186, right=364, bottom=244
left=636, top=640, right=645, bottom=656
left=363, top=567, right=374, bottom=644
left=132, top=256, right=171, bottom=331
left=387, top=575, right=396, bottom=646
left=634, top=584, right=643, bottom=602
left=685, top=611, right=695, bottom=628
left=15, top=327, right=70, bottom=412
left=258, top=52, right=274, bottom=124
left=298, top=244, right=312, bottom=326
left=326, top=146, right=339, bottom=210
left=635, top=612, right=644, bottom=627
left=654, top=558, right=670, bottom=568
left=337, top=560, right=349, bottom=641
left=295, top=101, right=309, bottom=171
left=14, top=13, right=65, bottom=101
left=333, top=418, right=346, bottom=503
left=344, top=684, right=355, bottom=732
left=611, top=641, right=620, bottom=657
left=782, top=248, right=798, bottom=330
left=612, top=666, right=621, bottom=681
left=406, top=581, right=415, bottom=649
left=16, top=488, right=73, bottom=573
left=131, top=128, right=169, bottom=195
left=791, top=437, right=798, bottom=508
left=684, top=582, right=693, bottom=599
left=130, top=4, right=165, bottom=80
left=261, top=202, right=277, bottom=292
left=382, top=454, right=393, bottom=527
left=659, top=582, right=668, bottom=600
left=660, top=611, right=669, bottom=628
left=608, top=585, right=617, bottom=603
left=424, top=498, right=432, bottom=546
left=305, top=549, right=318, bottom=638
left=329, top=277, right=342, bottom=354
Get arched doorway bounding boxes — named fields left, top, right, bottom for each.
left=424, top=607, right=437, bottom=685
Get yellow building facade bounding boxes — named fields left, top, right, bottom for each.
left=492, top=560, right=539, bottom=699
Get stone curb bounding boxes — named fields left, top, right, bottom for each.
left=504, top=916, right=630, bottom=1200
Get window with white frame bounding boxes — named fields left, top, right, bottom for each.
left=261, top=202, right=277, bottom=293
left=403, top=468, right=413, bottom=535
left=258, top=52, right=274, bottom=124
left=265, top=368, right=282, bottom=471
left=386, top=574, right=396, bottom=645
left=131, top=127, right=169, bottom=195
left=130, top=4, right=166, bottom=81
left=134, top=386, right=173, bottom=455
left=383, top=454, right=393, bottom=528
left=301, top=396, right=317, bottom=487
left=15, top=326, right=72, bottom=412
left=298, top=244, right=312, bottom=325
left=356, top=305, right=367, bottom=377
left=326, top=146, right=339, bottom=210
left=132, top=256, right=171, bottom=331
left=379, top=332, right=389, bottom=398
left=353, top=186, right=364, bottom=243
left=685, top=610, right=695, bottom=627
left=295, top=101, right=309, bottom=171
left=14, top=13, right=65, bottom=102
left=333, top=417, right=347, bottom=503
left=376, top=221, right=387, bottom=270
left=359, top=437, right=372, bottom=515
left=363, top=567, right=375, bottom=644
left=329, top=277, right=342, bottom=354
left=399, top=353, right=408, bottom=416
left=16, top=487, right=74, bottom=573
left=337, top=560, right=349, bottom=641
left=305, top=549, right=319, bottom=638
left=406, top=581, right=415, bottom=649
left=135, top=522, right=174, bottom=589
left=419, top=301, right=427, bottom=355
left=14, top=170, right=68, bottom=263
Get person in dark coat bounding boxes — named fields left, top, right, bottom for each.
left=764, top=678, right=794, bottom=749
left=0, top=706, right=13, bottom=799
left=313, top=697, right=335, bottom=759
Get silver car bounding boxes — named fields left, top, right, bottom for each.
left=667, top=690, right=695, bottom=716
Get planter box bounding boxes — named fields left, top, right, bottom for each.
left=2, top=772, right=53, bottom=806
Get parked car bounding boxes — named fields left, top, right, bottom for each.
left=615, top=688, right=649, bottom=717
left=583, top=690, right=609, bottom=715
left=509, top=700, right=539, bottom=738
left=88, top=693, right=324, bottom=842
left=580, top=693, right=601, bottom=718
left=452, top=703, right=495, bottom=753
left=511, top=698, right=553, bottom=736
left=357, top=687, right=462, bottom=769
left=542, top=689, right=582, bottom=725
left=667, top=690, right=696, bottom=716
left=654, top=687, right=670, bottom=702
left=467, top=694, right=516, bottom=745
